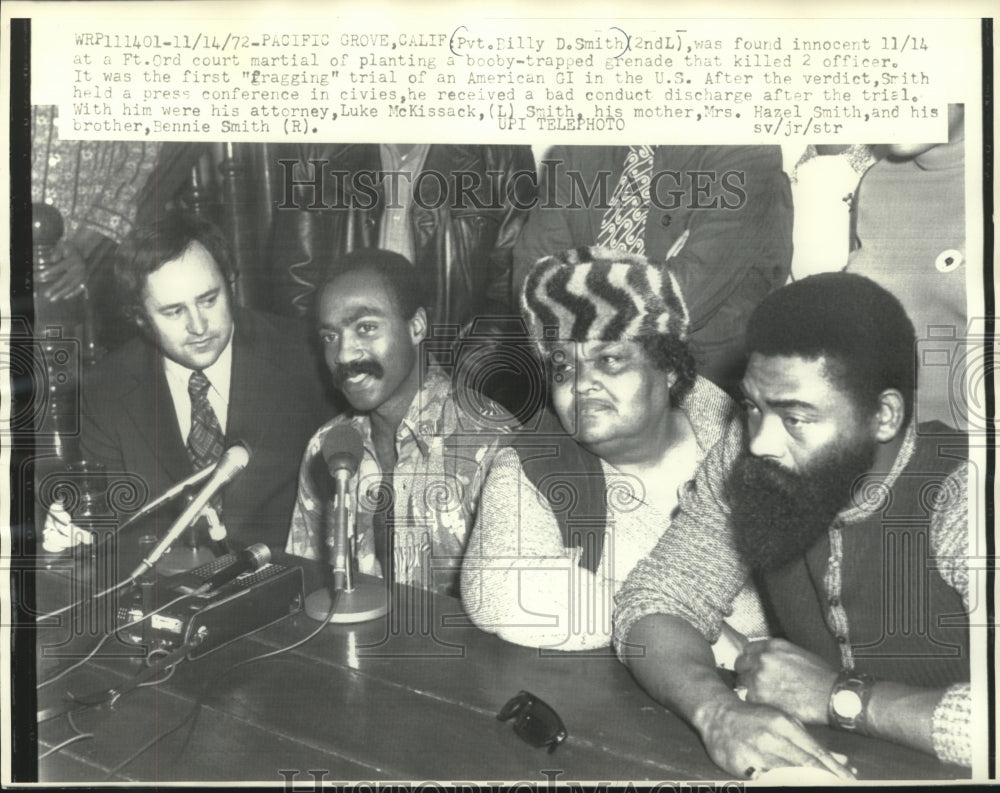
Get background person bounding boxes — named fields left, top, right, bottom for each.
left=846, top=105, right=968, bottom=428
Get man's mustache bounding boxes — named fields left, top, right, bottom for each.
left=332, top=359, right=384, bottom=386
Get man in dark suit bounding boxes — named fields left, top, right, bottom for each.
left=42, top=211, right=333, bottom=554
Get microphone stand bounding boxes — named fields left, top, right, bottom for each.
left=304, top=467, right=389, bottom=624
left=127, top=446, right=249, bottom=581
left=154, top=500, right=223, bottom=577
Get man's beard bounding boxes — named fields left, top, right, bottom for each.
left=726, top=436, right=878, bottom=573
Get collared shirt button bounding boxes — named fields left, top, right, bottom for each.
left=829, top=596, right=840, bottom=608
left=837, top=634, right=848, bottom=644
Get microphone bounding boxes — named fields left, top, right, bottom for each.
left=128, top=443, right=251, bottom=580
left=196, top=543, right=271, bottom=594
left=304, top=426, right=387, bottom=624
left=321, top=426, right=364, bottom=591
left=322, top=425, right=364, bottom=477
left=116, top=463, right=217, bottom=533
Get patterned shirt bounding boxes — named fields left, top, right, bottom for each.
left=286, top=370, right=515, bottom=595
left=613, top=420, right=973, bottom=767
left=31, top=106, right=160, bottom=245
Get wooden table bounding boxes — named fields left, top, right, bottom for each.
left=33, top=552, right=970, bottom=784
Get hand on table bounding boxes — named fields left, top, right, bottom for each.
left=734, top=638, right=839, bottom=724
left=42, top=498, right=93, bottom=552
left=696, top=697, right=856, bottom=781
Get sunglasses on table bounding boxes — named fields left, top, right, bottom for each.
left=496, top=690, right=568, bottom=753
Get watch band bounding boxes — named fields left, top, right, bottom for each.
left=828, top=669, right=876, bottom=733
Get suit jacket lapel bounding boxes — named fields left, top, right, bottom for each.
left=120, top=339, right=192, bottom=486
left=226, top=311, right=267, bottom=455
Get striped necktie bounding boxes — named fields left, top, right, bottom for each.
left=187, top=370, right=225, bottom=471
left=596, top=145, right=656, bottom=255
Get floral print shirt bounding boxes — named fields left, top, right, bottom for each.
left=286, top=369, right=515, bottom=596
left=32, top=105, right=160, bottom=245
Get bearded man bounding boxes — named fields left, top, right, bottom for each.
left=613, top=273, right=973, bottom=779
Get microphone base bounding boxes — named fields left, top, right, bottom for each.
left=304, top=581, right=388, bottom=624
left=155, top=544, right=218, bottom=576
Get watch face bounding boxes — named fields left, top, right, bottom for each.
left=832, top=689, right=863, bottom=719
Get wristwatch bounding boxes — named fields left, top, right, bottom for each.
left=828, top=669, right=876, bottom=733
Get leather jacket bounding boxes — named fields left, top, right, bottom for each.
left=268, top=143, right=536, bottom=327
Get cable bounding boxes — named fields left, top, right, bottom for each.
left=38, top=590, right=198, bottom=689
left=38, top=710, right=94, bottom=761
left=227, top=585, right=345, bottom=671
left=39, top=600, right=202, bottom=726
left=175, top=586, right=346, bottom=760
left=136, top=648, right=179, bottom=687
left=105, top=586, right=345, bottom=779
left=38, top=634, right=110, bottom=690
left=67, top=710, right=86, bottom=735
left=37, top=576, right=136, bottom=623
left=38, top=730, right=94, bottom=760
left=68, top=634, right=197, bottom=715
left=135, top=663, right=177, bottom=688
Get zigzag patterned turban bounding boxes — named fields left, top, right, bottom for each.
left=520, top=246, right=690, bottom=344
